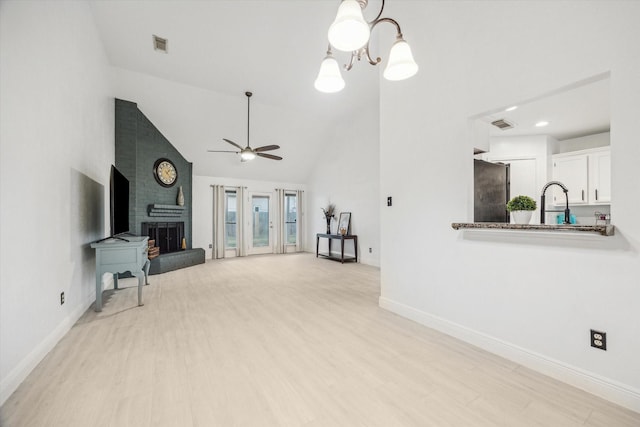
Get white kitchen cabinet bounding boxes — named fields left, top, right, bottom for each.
left=551, top=147, right=610, bottom=205
left=589, top=150, right=611, bottom=203
left=552, top=155, right=588, bottom=204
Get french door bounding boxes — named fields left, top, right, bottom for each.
left=248, top=193, right=273, bottom=255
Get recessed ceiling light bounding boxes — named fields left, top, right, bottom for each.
left=505, top=106, right=518, bottom=112
left=535, top=121, right=549, bottom=127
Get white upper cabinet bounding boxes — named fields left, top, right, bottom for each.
left=552, top=155, right=589, bottom=204
left=552, top=147, right=611, bottom=205
left=589, top=149, right=611, bottom=203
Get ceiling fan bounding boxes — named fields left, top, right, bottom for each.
left=208, top=91, right=282, bottom=162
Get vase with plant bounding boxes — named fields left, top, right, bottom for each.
left=321, top=204, right=335, bottom=234
left=506, top=195, right=537, bottom=224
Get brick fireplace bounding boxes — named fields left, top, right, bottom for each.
left=116, top=99, right=204, bottom=275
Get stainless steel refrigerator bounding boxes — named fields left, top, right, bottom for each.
left=474, top=159, right=510, bottom=222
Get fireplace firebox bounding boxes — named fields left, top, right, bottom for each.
left=142, top=222, right=184, bottom=254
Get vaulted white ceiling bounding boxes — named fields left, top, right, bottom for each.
left=89, top=0, right=384, bottom=182
left=90, top=0, right=610, bottom=182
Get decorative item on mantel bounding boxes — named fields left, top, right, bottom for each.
left=321, top=204, right=336, bottom=234
left=177, top=185, right=184, bottom=206
left=506, top=195, right=537, bottom=225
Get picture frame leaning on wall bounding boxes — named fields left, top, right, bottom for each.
left=338, top=212, right=351, bottom=235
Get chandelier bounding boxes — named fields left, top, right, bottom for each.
left=315, top=0, right=418, bottom=93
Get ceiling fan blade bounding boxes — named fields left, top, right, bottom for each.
left=253, top=144, right=280, bottom=152
left=256, top=152, right=282, bottom=161
left=207, top=150, right=238, bottom=153
left=223, top=138, right=243, bottom=150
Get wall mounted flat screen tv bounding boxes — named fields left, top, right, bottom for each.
left=110, top=165, right=130, bottom=236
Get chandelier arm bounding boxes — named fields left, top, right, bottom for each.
left=361, top=17, right=403, bottom=66
left=370, top=16, right=402, bottom=38
left=345, top=51, right=357, bottom=71
left=325, top=43, right=332, bottom=55
left=367, top=0, right=385, bottom=25
left=363, top=46, right=381, bottom=66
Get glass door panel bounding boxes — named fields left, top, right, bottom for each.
left=249, top=194, right=272, bottom=254
left=285, top=193, right=297, bottom=245
left=225, top=192, right=237, bottom=249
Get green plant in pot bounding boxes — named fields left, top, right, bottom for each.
left=506, top=195, right=537, bottom=224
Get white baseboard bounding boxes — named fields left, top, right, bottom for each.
left=379, top=296, right=640, bottom=413
left=0, top=295, right=94, bottom=406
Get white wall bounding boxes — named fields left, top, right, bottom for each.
left=0, top=1, right=113, bottom=405
left=380, top=1, right=640, bottom=411
left=305, top=100, right=380, bottom=267
left=192, top=175, right=306, bottom=259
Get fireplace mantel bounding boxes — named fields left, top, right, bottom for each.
left=148, top=204, right=185, bottom=217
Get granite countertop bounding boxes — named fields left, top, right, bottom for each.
left=451, top=222, right=615, bottom=236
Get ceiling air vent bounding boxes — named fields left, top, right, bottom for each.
left=491, top=118, right=514, bottom=130
left=153, top=35, right=168, bottom=53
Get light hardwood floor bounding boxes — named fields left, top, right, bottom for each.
left=2, top=253, right=638, bottom=426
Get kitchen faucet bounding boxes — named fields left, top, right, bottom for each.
left=540, top=181, right=570, bottom=224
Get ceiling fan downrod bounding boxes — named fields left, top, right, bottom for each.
left=246, top=91, right=252, bottom=148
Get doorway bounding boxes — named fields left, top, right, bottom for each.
left=248, top=193, right=273, bottom=255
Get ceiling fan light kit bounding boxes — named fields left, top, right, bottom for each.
left=208, top=91, right=283, bottom=162
left=315, top=0, right=418, bottom=93
left=240, top=148, right=256, bottom=162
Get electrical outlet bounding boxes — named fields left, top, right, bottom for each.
left=60, top=292, right=65, bottom=305
left=209, top=243, right=213, bottom=248
left=590, top=329, right=606, bottom=350
left=369, top=247, right=372, bottom=253
left=387, top=196, right=392, bottom=206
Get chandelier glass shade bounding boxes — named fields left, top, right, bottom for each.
left=383, top=38, right=418, bottom=81
left=314, top=49, right=346, bottom=93
left=327, top=0, right=370, bottom=52
left=316, top=0, right=418, bottom=93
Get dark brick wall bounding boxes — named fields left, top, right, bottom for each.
left=115, top=99, right=193, bottom=248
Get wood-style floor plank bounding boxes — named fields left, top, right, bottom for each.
left=1, top=253, right=638, bottom=426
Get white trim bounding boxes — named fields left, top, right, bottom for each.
left=379, top=296, right=640, bottom=413
left=0, top=295, right=94, bottom=406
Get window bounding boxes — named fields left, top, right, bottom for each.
left=285, top=193, right=297, bottom=244
left=225, top=191, right=237, bottom=248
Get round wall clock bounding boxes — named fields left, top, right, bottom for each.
left=153, top=158, right=178, bottom=187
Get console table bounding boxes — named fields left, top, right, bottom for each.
left=316, top=233, right=358, bottom=263
left=90, top=236, right=150, bottom=312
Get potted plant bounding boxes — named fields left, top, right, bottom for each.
left=506, top=195, right=537, bottom=224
